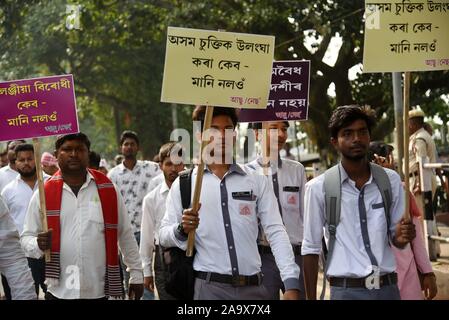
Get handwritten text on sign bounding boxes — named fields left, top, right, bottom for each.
left=363, top=0, right=449, bottom=72
left=161, top=27, right=275, bottom=109
left=0, top=75, right=79, bottom=141
left=238, top=60, right=310, bottom=122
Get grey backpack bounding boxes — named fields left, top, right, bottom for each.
left=320, top=163, right=392, bottom=299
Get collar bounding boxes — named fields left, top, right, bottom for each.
left=204, top=163, right=247, bottom=176
left=338, top=162, right=373, bottom=186
left=256, top=154, right=283, bottom=169
left=160, top=180, right=170, bottom=194
left=120, top=160, right=140, bottom=173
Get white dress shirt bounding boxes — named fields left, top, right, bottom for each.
left=140, top=180, right=169, bottom=277
left=1, top=174, right=49, bottom=234
left=147, top=173, right=164, bottom=195
left=246, top=157, right=306, bottom=245
left=108, top=160, right=160, bottom=233
left=0, top=165, right=19, bottom=192
left=21, top=172, right=143, bottom=299
left=159, top=164, right=300, bottom=290
left=0, top=196, right=36, bottom=300
left=302, top=163, right=405, bottom=278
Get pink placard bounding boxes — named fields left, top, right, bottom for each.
left=0, top=74, right=79, bottom=141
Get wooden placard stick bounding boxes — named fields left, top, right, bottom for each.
left=32, top=138, right=51, bottom=262
left=403, top=72, right=411, bottom=220
left=186, top=106, right=214, bottom=257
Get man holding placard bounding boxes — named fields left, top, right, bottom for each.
left=159, top=106, right=300, bottom=300
left=21, top=133, right=144, bottom=300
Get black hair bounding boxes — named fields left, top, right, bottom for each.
left=368, top=141, right=394, bottom=162
left=14, top=143, right=34, bottom=156
left=55, top=133, right=91, bottom=151
left=328, top=105, right=376, bottom=139
left=89, top=151, right=101, bottom=169
left=192, top=106, right=238, bottom=131
left=159, top=141, right=183, bottom=163
left=120, top=130, right=139, bottom=146
left=7, top=139, right=26, bottom=150
left=250, top=121, right=289, bottom=130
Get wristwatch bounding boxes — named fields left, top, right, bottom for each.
left=177, top=223, right=188, bottom=237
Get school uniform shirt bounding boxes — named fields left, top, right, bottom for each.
left=159, top=164, right=300, bottom=290
left=140, top=180, right=169, bottom=277
left=21, top=172, right=143, bottom=299
left=302, top=163, right=405, bottom=278
left=0, top=196, right=36, bottom=300
left=246, top=156, right=306, bottom=245
left=0, top=164, right=19, bottom=192
left=1, top=174, right=49, bottom=234
left=108, top=160, right=160, bottom=233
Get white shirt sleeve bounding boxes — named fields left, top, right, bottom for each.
left=301, top=177, right=326, bottom=256
left=140, top=193, right=155, bottom=277
left=20, top=191, right=44, bottom=259
left=159, top=178, right=187, bottom=250
left=256, top=175, right=300, bottom=287
left=0, top=196, right=37, bottom=300
left=116, top=188, right=143, bottom=284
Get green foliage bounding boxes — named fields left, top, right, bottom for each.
left=1, top=0, right=448, bottom=162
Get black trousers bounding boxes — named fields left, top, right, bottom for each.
left=1, top=274, right=11, bottom=300
left=27, top=257, right=47, bottom=295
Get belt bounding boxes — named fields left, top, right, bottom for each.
left=195, top=271, right=263, bottom=287
left=409, top=171, right=419, bottom=177
left=258, top=244, right=301, bottom=255
left=329, top=272, right=397, bottom=288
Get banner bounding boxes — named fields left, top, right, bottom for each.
left=0, top=75, right=79, bottom=141
left=161, top=27, right=275, bottom=109
left=363, top=0, right=449, bottom=72
left=238, top=60, right=310, bottom=122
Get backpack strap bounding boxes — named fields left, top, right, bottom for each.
left=321, top=164, right=341, bottom=300
left=370, top=163, right=392, bottom=244
left=323, top=165, right=341, bottom=276
left=179, top=168, right=193, bottom=210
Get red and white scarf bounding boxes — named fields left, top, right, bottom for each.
left=44, top=169, right=123, bottom=298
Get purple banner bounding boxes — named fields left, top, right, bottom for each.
left=238, top=60, right=310, bottom=122
left=0, top=74, right=79, bottom=141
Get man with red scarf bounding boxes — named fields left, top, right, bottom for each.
left=21, top=133, right=143, bottom=300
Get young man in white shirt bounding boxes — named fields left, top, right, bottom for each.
left=21, top=133, right=144, bottom=300
left=2, top=144, right=48, bottom=297
left=160, top=106, right=301, bottom=300
left=302, top=105, right=416, bottom=300
left=140, top=142, right=184, bottom=299
left=247, top=121, right=306, bottom=299
left=0, top=196, right=36, bottom=300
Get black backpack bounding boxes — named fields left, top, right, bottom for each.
left=163, top=168, right=196, bottom=300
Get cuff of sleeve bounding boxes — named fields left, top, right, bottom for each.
left=33, top=237, right=44, bottom=258
left=301, top=242, right=321, bottom=256
left=129, top=270, right=144, bottom=284
left=174, top=225, right=188, bottom=242
left=283, top=278, right=300, bottom=291
left=143, top=266, right=153, bottom=278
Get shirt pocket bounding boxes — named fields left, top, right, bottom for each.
left=370, top=201, right=387, bottom=233
left=87, top=201, right=104, bottom=233
left=231, top=192, right=257, bottom=218
left=282, top=186, right=300, bottom=209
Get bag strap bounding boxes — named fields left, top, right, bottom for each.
left=179, top=168, right=193, bottom=210
left=323, top=165, right=341, bottom=276
left=370, top=163, right=392, bottom=244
